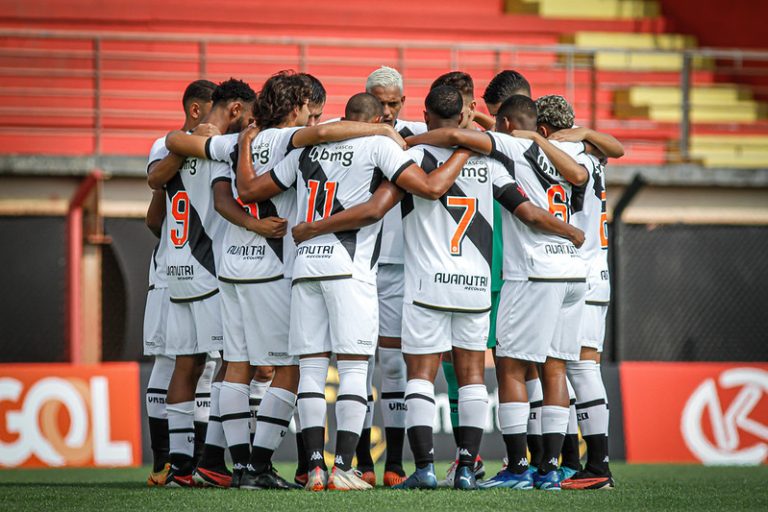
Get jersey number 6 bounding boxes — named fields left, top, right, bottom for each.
left=447, top=196, right=477, bottom=257
left=547, top=185, right=569, bottom=223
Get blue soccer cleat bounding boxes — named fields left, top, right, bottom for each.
left=533, top=470, right=561, bottom=491
left=454, top=465, right=479, bottom=490
left=392, top=464, right=437, bottom=490
left=478, top=469, right=534, bottom=490
left=558, top=466, right=579, bottom=482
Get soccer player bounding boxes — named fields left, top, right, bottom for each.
left=166, top=71, right=409, bottom=489
left=536, top=95, right=620, bottom=490
left=357, top=65, right=428, bottom=487
left=406, top=95, right=589, bottom=490
left=144, top=79, right=216, bottom=486
left=235, top=92, right=471, bottom=491
left=147, top=78, right=256, bottom=487
left=292, top=86, right=585, bottom=491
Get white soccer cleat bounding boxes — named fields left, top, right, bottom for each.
left=304, top=467, right=328, bottom=492
left=327, top=466, right=374, bottom=491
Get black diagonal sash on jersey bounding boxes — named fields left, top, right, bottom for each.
left=229, top=141, right=285, bottom=263
left=422, top=149, right=494, bottom=270
left=398, top=126, right=414, bottom=138
left=522, top=142, right=560, bottom=192
left=166, top=173, right=217, bottom=278
left=298, top=147, right=358, bottom=261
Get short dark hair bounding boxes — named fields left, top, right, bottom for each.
left=211, top=78, right=256, bottom=107
left=344, top=92, right=383, bottom=121
left=497, top=94, right=537, bottom=129
left=256, top=70, right=312, bottom=129
left=482, top=70, right=531, bottom=105
left=182, top=79, right=216, bottom=110
left=430, top=71, right=474, bottom=98
left=425, top=85, right=463, bottom=119
left=301, top=73, right=327, bottom=106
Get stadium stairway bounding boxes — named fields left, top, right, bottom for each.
left=0, top=0, right=766, bottom=168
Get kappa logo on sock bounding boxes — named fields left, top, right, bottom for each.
left=517, top=458, right=529, bottom=467
left=458, top=448, right=472, bottom=457
left=603, top=456, right=610, bottom=462
left=334, top=455, right=344, bottom=465
left=429, top=448, right=434, bottom=455
left=310, top=451, right=323, bottom=461
left=548, top=457, right=559, bottom=467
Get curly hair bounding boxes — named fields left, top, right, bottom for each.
left=255, top=70, right=312, bottom=129
left=211, top=78, right=256, bottom=107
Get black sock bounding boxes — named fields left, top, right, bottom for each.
left=539, top=433, right=565, bottom=474
left=355, top=428, right=374, bottom=470
left=249, top=446, right=274, bottom=474
left=295, top=432, right=308, bottom=474
left=198, top=445, right=226, bottom=470
left=584, top=434, right=610, bottom=475
left=502, top=433, right=529, bottom=474
left=334, top=430, right=360, bottom=471
left=148, top=417, right=169, bottom=472
left=228, top=443, right=250, bottom=469
left=527, top=434, right=543, bottom=468
left=384, top=427, right=405, bottom=472
left=407, top=426, right=434, bottom=469
left=561, top=433, right=581, bottom=470
left=169, top=453, right=194, bottom=475
left=457, top=426, right=483, bottom=468
left=302, top=426, right=326, bottom=471
left=193, top=421, right=207, bottom=466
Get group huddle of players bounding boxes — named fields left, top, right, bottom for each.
left=142, top=65, right=623, bottom=492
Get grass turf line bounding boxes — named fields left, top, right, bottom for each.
left=1, top=462, right=767, bottom=511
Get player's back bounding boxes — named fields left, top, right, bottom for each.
left=164, top=153, right=229, bottom=301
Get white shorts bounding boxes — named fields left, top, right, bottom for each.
left=577, top=303, right=608, bottom=352
left=143, top=287, right=169, bottom=356
left=496, top=280, right=585, bottom=363
left=377, top=264, right=404, bottom=338
left=401, top=303, right=489, bottom=355
left=289, top=278, right=378, bottom=356
left=166, top=292, right=224, bottom=356
left=220, top=278, right=296, bottom=366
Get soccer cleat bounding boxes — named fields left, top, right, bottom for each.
left=392, top=464, right=437, bottom=490
left=165, top=467, right=196, bottom=488
left=478, top=469, right=534, bottom=490
left=240, top=465, right=302, bottom=490
left=192, top=465, right=232, bottom=488
left=561, top=470, right=615, bottom=490
left=294, top=471, right=308, bottom=486
left=383, top=468, right=407, bottom=488
left=231, top=467, right=244, bottom=489
left=453, top=465, right=478, bottom=490
left=473, top=455, right=486, bottom=480
left=439, top=455, right=486, bottom=487
left=533, top=470, right=561, bottom=491
left=147, top=463, right=170, bottom=487
left=558, top=466, right=579, bottom=482
left=356, top=468, right=376, bottom=486
left=304, top=467, right=328, bottom=492
left=327, top=466, right=374, bottom=491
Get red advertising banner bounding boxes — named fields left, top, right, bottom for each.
left=621, top=362, right=768, bottom=464
left=0, top=363, right=141, bottom=468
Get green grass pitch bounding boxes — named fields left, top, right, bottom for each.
left=1, top=462, right=766, bottom=511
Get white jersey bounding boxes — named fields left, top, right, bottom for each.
left=571, top=153, right=610, bottom=302
left=272, top=135, right=414, bottom=284
left=147, top=136, right=169, bottom=289
left=402, top=145, right=527, bottom=312
left=487, top=132, right=586, bottom=281
left=378, top=119, right=428, bottom=265
left=164, top=149, right=229, bottom=302
left=206, top=128, right=300, bottom=281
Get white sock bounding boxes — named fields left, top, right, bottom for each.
left=526, top=378, right=543, bottom=436
left=566, top=378, right=578, bottom=436
left=297, top=357, right=329, bottom=431
left=194, top=359, right=216, bottom=424
left=252, top=386, right=297, bottom=452
left=203, top=382, right=226, bottom=449
left=405, top=379, right=435, bottom=429
left=249, top=379, right=271, bottom=436
left=336, top=360, right=369, bottom=436
left=498, top=402, right=529, bottom=435
left=379, top=347, right=406, bottom=429
left=363, top=356, right=375, bottom=429
left=168, top=400, right=195, bottom=459
left=458, top=384, right=488, bottom=430
left=567, top=360, right=609, bottom=436
left=541, top=405, right=570, bottom=437
left=146, top=354, right=174, bottom=420
left=219, top=381, right=250, bottom=465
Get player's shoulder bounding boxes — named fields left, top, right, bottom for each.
left=396, top=119, right=427, bottom=137
left=550, top=139, right=586, bottom=157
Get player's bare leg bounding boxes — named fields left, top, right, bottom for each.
left=451, top=347, right=488, bottom=490
left=165, top=353, right=207, bottom=486
left=563, top=347, right=614, bottom=489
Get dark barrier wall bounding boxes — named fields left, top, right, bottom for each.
left=0, top=216, right=67, bottom=362
left=139, top=362, right=626, bottom=464
left=615, top=224, right=768, bottom=362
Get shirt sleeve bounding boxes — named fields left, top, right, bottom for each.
left=549, top=140, right=586, bottom=158
left=375, top=137, right=415, bottom=183
left=210, top=161, right=232, bottom=187
left=490, top=160, right=529, bottom=213
left=270, top=149, right=300, bottom=190
left=146, top=137, right=169, bottom=173
left=205, top=134, right=237, bottom=164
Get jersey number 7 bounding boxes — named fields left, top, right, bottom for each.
left=447, top=196, right=477, bottom=257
